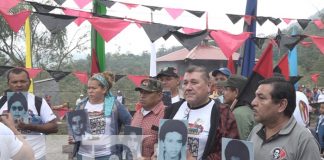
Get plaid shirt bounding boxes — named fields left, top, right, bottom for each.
left=131, top=101, right=165, bottom=158
left=207, top=105, right=240, bottom=160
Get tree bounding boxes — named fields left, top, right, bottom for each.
left=0, top=1, right=90, bottom=70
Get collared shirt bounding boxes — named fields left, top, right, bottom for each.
left=131, top=101, right=165, bottom=157
left=248, top=117, right=321, bottom=160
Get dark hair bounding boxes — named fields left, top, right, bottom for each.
left=185, top=65, right=209, bottom=83
left=159, top=120, right=187, bottom=145
left=7, top=68, right=31, bottom=83
left=8, top=92, right=28, bottom=112
left=258, top=76, right=296, bottom=117
left=67, top=110, right=87, bottom=135
left=225, top=140, right=250, bottom=160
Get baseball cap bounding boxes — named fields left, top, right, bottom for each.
left=212, top=67, right=231, bottom=77
left=156, top=67, right=179, bottom=79
left=135, top=78, right=163, bottom=92
left=217, top=75, right=247, bottom=92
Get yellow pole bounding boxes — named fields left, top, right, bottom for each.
left=25, top=17, right=33, bottom=93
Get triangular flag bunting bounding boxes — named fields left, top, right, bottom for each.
left=282, top=18, right=292, bottom=24
left=273, top=54, right=290, bottom=80
left=115, top=74, right=126, bottom=82
left=186, top=10, right=205, bottom=18
left=74, top=0, right=92, bottom=9
left=46, top=70, right=71, bottom=82
left=297, top=19, right=311, bottom=30
left=35, top=12, right=77, bottom=33
left=226, top=14, right=242, bottom=24
left=25, top=68, right=42, bottom=79
left=170, top=30, right=208, bottom=51
left=29, top=2, right=56, bottom=13
left=268, top=17, right=282, bottom=26
left=210, top=30, right=251, bottom=58
left=88, top=17, right=131, bottom=42
left=310, top=36, right=324, bottom=55
left=63, top=8, right=92, bottom=26
left=120, top=2, right=139, bottom=9
left=252, top=37, right=267, bottom=49
left=256, top=16, right=268, bottom=26
left=0, top=0, right=19, bottom=13
left=127, top=75, right=149, bottom=87
left=165, top=8, right=184, bottom=19
left=313, top=19, right=324, bottom=30
left=54, top=0, right=66, bottom=5
left=143, top=5, right=162, bottom=11
left=73, top=71, right=88, bottom=84
left=279, top=35, right=306, bottom=53
left=1, top=10, right=31, bottom=33
left=142, top=23, right=178, bottom=42
left=97, top=0, right=116, bottom=8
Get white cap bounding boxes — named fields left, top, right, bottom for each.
left=80, top=94, right=84, bottom=97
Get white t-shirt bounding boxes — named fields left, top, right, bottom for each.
left=171, top=95, right=181, bottom=104
left=293, top=91, right=312, bottom=127
left=78, top=101, right=113, bottom=158
left=0, top=122, right=23, bottom=160
left=173, top=100, right=214, bottom=160
left=116, top=96, right=123, bottom=104
left=0, top=93, right=57, bottom=159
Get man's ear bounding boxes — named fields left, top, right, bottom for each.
left=234, top=88, right=239, bottom=98
left=278, top=99, right=288, bottom=113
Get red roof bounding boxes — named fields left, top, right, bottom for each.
left=157, top=44, right=240, bottom=62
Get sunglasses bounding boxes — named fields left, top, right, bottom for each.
left=11, top=106, right=24, bottom=111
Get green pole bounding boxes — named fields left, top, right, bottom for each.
left=91, top=0, right=106, bottom=72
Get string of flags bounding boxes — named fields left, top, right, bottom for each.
left=0, top=66, right=151, bottom=86
left=1, top=0, right=324, bottom=57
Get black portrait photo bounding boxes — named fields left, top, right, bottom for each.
left=158, top=119, right=188, bottom=160
left=222, top=138, right=253, bottom=160
left=67, top=109, right=88, bottom=141
left=7, top=92, right=28, bottom=124
left=122, top=125, right=142, bottom=159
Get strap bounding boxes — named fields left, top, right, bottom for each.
left=35, top=96, right=42, bottom=116
left=0, top=96, right=7, bottom=109
left=202, top=99, right=220, bottom=159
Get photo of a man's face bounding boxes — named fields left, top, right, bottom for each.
left=67, top=110, right=88, bottom=141
left=7, top=92, right=28, bottom=123
left=71, top=115, right=83, bottom=136
left=158, top=119, right=188, bottom=160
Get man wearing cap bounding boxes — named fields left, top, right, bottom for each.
left=156, top=67, right=181, bottom=104
left=75, top=94, right=84, bottom=106
left=217, top=75, right=255, bottom=140
left=211, top=67, right=231, bottom=103
left=131, top=78, right=165, bottom=158
left=165, top=65, right=239, bottom=160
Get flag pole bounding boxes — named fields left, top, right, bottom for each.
left=25, top=17, right=33, bottom=93
left=91, top=1, right=106, bottom=73
left=239, top=0, right=257, bottom=77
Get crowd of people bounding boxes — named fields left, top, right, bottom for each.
left=0, top=66, right=323, bottom=160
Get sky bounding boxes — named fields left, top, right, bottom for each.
left=48, top=0, right=324, bottom=59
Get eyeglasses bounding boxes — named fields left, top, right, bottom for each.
left=11, top=106, right=24, bottom=111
